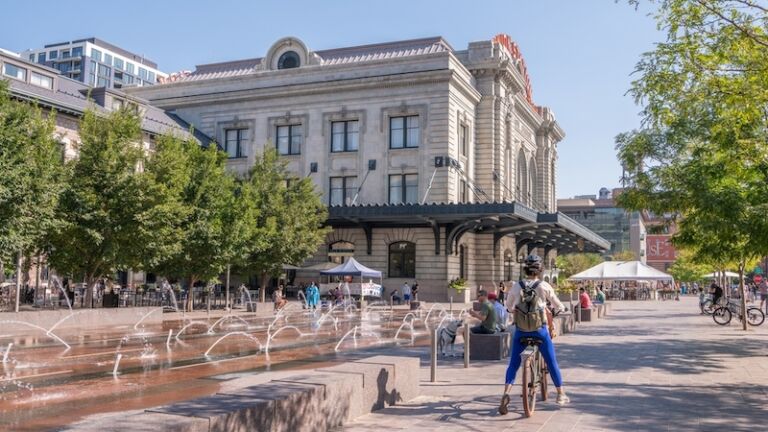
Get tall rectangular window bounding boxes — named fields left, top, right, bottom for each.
left=276, top=125, right=302, bottom=155
left=72, top=46, right=83, bottom=57
left=90, top=48, right=101, bottom=62
left=147, top=71, right=156, bottom=83
left=138, top=67, right=148, bottom=80
left=389, top=115, right=420, bottom=149
left=61, top=50, right=71, bottom=59
left=114, top=58, right=124, bottom=70
left=104, top=53, right=113, bottom=66
left=459, top=179, right=468, bottom=203
left=37, top=52, right=46, bottom=63
left=225, top=129, right=247, bottom=158
left=2, top=63, right=27, bottom=81
left=331, top=120, right=359, bottom=152
left=126, top=63, right=135, bottom=74
left=459, top=124, right=468, bottom=156
left=330, top=176, right=356, bottom=206
left=389, top=174, right=418, bottom=204
left=49, top=50, right=58, bottom=60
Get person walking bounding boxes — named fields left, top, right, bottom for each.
left=759, top=279, right=768, bottom=313
left=401, top=282, right=412, bottom=306
left=498, top=281, right=507, bottom=304
left=305, top=282, right=319, bottom=310
left=499, top=254, right=569, bottom=415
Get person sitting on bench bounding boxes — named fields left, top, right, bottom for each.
left=469, top=290, right=497, bottom=334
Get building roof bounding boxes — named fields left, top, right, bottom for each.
left=1, top=51, right=210, bottom=145
left=176, top=36, right=453, bottom=83
left=40, top=37, right=159, bottom=69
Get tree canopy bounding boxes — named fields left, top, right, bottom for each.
left=618, top=0, right=768, bottom=328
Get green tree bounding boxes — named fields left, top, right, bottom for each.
left=48, top=108, right=145, bottom=306
left=0, top=81, right=66, bottom=310
left=144, top=137, right=244, bottom=311
left=618, top=0, right=768, bottom=329
left=611, top=250, right=638, bottom=261
left=239, top=149, right=330, bottom=302
left=555, top=253, right=604, bottom=280
left=667, top=249, right=710, bottom=284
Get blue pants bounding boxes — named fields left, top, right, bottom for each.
left=505, top=326, right=563, bottom=387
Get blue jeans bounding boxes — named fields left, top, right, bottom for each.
left=505, top=326, right=563, bottom=387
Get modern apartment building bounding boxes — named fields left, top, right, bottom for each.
left=125, top=35, right=609, bottom=300
left=20, top=38, right=167, bottom=89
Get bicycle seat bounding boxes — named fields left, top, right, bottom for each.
left=520, top=337, right=542, bottom=346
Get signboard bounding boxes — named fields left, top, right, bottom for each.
left=754, top=275, right=763, bottom=284
left=646, top=235, right=676, bottom=262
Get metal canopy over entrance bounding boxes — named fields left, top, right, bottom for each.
left=327, top=202, right=610, bottom=256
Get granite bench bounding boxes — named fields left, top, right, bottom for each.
left=67, top=355, right=420, bottom=432
left=469, top=331, right=511, bottom=360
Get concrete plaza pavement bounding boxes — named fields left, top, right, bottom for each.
left=343, top=297, right=768, bottom=431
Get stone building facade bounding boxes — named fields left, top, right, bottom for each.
left=128, top=35, right=609, bottom=300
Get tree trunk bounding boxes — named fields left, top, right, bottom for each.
left=0, top=259, right=5, bottom=283
left=260, top=272, right=269, bottom=303
left=14, top=251, right=22, bottom=312
left=34, top=254, right=42, bottom=307
left=739, top=261, right=747, bottom=331
left=225, top=265, right=231, bottom=311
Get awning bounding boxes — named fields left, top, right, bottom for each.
left=569, top=261, right=674, bottom=281
left=327, top=202, right=610, bottom=256
left=320, top=258, right=382, bottom=278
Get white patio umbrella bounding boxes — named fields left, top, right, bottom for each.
left=569, top=261, right=674, bottom=282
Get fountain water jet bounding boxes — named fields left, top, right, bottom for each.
left=209, top=315, right=250, bottom=333
left=50, top=275, right=73, bottom=312
left=393, top=321, right=415, bottom=344
left=175, top=321, right=213, bottom=340
left=204, top=332, right=263, bottom=357
left=334, top=325, right=359, bottom=352
left=112, top=353, right=122, bottom=377
left=0, top=320, right=70, bottom=350
left=265, top=325, right=306, bottom=353
left=165, top=329, right=173, bottom=350
left=133, top=307, right=165, bottom=330
left=2, top=343, right=12, bottom=363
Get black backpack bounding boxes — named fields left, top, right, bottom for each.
left=514, top=280, right=544, bottom=331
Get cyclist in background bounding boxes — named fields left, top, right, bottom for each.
left=710, top=280, right=723, bottom=306
left=499, top=254, right=569, bottom=415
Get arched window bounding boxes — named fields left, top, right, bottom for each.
left=505, top=146, right=512, bottom=200
left=529, top=156, right=537, bottom=206
left=516, top=149, right=527, bottom=203
left=328, top=241, right=354, bottom=264
left=388, top=242, right=415, bottom=278
left=278, top=51, right=300, bottom=69
left=504, top=249, right=514, bottom=281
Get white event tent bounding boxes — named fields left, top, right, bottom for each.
left=569, top=261, right=674, bottom=282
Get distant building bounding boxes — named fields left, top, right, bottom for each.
left=20, top=38, right=166, bottom=89
left=558, top=188, right=647, bottom=262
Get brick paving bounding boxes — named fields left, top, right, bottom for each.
left=344, top=297, right=768, bottom=431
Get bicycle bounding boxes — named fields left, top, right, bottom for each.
left=701, top=295, right=727, bottom=315
left=519, top=336, right=548, bottom=417
left=712, top=301, right=765, bottom=326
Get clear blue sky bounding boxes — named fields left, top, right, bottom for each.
left=3, top=0, right=661, bottom=199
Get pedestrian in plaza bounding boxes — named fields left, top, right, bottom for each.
left=710, top=280, right=723, bottom=307
left=305, top=281, right=319, bottom=310
left=468, top=289, right=496, bottom=334
left=498, top=281, right=507, bottom=304
left=273, top=285, right=287, bottom=311
left=488, top=292, right=508, bottom=331
left=759, top=279, right=768, bottom=313
left=411, top=282, right=419, bottom=301
left=401, top=282, right=411, bottom=305
left=579, top=287, right=592, bottom=310
left=595, top=287, right=606, bottom=304
left=499, top=254, right=569, bottom=415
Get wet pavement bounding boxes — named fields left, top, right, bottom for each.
left=0, top=302, right=438, bottom=431
left=344, top=297, right=768, bottom=432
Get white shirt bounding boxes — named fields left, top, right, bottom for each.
left=506, top=279, right=565, bottom=313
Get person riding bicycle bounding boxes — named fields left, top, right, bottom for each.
left=499, top=254, right=570, bottom=415
left=710, top=280, right=723, bottom=306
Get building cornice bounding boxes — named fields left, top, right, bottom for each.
left=135, top=68, right=456, bottom=109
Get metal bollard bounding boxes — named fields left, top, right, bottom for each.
left=463, top=324, right=470, bottom=368
left=430, top=327, right=438, bottom=382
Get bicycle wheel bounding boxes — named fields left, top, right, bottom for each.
left=702, top=300, right=716, bottom=315
left=540, top=359, right=548, bottom=402
left=521, top=356, right=537, bottom=417
left=746, top=307, right=765, bottom=326
left=712, top=306, right=731, bottom=325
